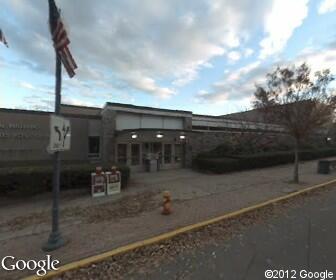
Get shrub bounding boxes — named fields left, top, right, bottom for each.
left=193, top=148, right=336, bottom=174
left=0, top=164, right=131, bottom=197
left=192, top=157, right=241, bottom=174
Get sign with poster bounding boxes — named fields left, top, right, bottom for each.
left=48, top=115, right=71, bottom=152
left=91, top=172, right=106, bottom=197
left=105, top=171, right=121, bottom=195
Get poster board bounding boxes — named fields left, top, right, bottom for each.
left=105, top=171, right=121, bottom=195
left=91, top=172, right=106, bottom=197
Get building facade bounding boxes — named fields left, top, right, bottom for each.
left=0, top=102, right=285, bottom=171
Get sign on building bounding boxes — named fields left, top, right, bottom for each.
left=48, top=115, right=71, bottom=152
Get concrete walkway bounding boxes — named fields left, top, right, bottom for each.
left=0, top=159, right=335, bottom=279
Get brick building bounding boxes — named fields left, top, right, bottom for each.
left=0, top=102, right=287, bottom=171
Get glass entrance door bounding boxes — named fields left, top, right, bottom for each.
left=142, top=142, right=162, bottom=169
left=164, top=144, right=172, bottom=164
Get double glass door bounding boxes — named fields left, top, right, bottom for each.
left=117, top=142, right=183, bottom=170
left=142, top=142, right=163, bottom=164
left=142, top=142, right=174, bottom=166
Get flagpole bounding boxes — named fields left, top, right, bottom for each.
left=43, top=0, right=64, bottom=251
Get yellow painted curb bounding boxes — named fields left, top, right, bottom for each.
left=23, top=178, right=336, bottom=280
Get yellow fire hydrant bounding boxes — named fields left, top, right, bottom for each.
left=161, top=191, right=172, bottom=215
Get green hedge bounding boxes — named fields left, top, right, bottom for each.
left=192, top=148, right=336, bottom=174
left=0, top=164, right=130, bottom=197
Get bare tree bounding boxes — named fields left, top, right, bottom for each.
left=229, top=118, right=277, bottom=154
left=253, top=63, right=336, bottom=183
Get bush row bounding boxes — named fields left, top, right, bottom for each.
left=0, top=164, right=130, bottom=197
left=192, top=148, right=336, bottom=174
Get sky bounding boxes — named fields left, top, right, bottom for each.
left=0, top=0, right=336, bottom=116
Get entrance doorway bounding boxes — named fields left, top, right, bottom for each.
left=116, top=140, right=185, bottom=172
left=142, top=142, right=162, bottom=169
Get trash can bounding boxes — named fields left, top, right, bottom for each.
left=318, top=160, right=330, bottom=174
left=149, top=159, right=158, bottom=172
left=145, top=153, right=158, bottom=172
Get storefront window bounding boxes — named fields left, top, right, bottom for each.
left=153, top=142, right=162, bottom=164
left=164, top=144, right=172, bottom=164
left=88, top=136, right=100, bottom=158
left=131, top=144, right=140, bottom=165
left=117, top=144, right=127, bottom=164
left=175, top=144, right=182, bottom=162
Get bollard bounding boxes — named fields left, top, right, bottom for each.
left=161, top=191, right=172, bottom=215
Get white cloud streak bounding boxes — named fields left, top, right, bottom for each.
left=318, top=0, right=336, bottom=14
left=1, top=0, right=272, bottom=101
left=197, top=42, right=336, bottom=104
left=259, top=0, right=309, bottom=59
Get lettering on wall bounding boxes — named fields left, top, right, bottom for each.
left=0, top=123, right=38, bottom=129
left=0, top=123, right=48, bottom=139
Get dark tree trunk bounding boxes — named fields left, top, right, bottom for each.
left=293, top=138, right=299, bottom=183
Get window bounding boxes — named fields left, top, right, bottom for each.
left=164, top=144, right=172, bottom=164
left=117, top=144, right=127, bottom=164
left=131, top=144, right=140, bottom=165
left=175, top=144, right=182, bottom=162
left=153, top=142, right=162, bottom=164
left=88, top=136, right=100, bottom=158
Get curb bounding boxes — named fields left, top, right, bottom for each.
left=23, top=178, right=336, bottom=280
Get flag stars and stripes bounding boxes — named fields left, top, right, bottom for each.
left=0, top=29, right=9, bottom=48
left=49, top=0, right=77, bottom=78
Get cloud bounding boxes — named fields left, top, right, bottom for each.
left=21, top=94, right=54, bottom=111
left=20, top=92, right=102, bottom=112
left=18, top=81, right=53, bottom=95
left=196, top=61, right=266, bottom=103
left=227, top=51, right=241, bottom=62
left=296, top=46, right=336, bottom=74
left=123, top=72, right=175, bottom=99
left=243, top=48, right=254, bottom=57
left=259, top=0, right=309, bottom=59
left=62, top=96, right=101, bottom=108
left=1, top=0, right=273, bottom=101
left=318, top=0, right=336, bottom=14
left=197, top=41, right=336, bottom=104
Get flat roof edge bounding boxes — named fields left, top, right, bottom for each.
left=0, top=108, right=52, bottom=115
left=61, top=104, right=102, bottom=110
left=105, top=102, right=192, bottom=115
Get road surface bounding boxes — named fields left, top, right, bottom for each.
left=134, top=187, right=336, bottom=280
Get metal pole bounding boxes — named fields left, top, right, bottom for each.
left=43, top=51, right=65, bottom=251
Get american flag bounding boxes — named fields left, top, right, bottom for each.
left=48, top=0, right=77, bottom=78
left=0, top=29, right=8, bottom=48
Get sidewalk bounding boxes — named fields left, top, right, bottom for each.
left=0, top=159, right=335, bottom=279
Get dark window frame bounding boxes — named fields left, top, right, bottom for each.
left=117, top=143, right=127, bottom=164
left=131, top=143, right=140, bottom=166
left=88, top=136, right=100, bottom=158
